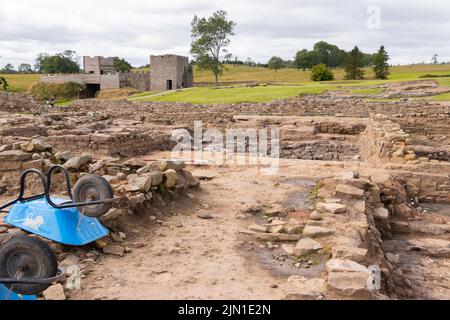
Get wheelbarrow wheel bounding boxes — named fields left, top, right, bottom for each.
left=0, top=235, right=57, bottom=295
left=73, top=174, right=114, bottom=217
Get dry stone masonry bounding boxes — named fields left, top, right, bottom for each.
left=0, top=79, right=449, bottom=300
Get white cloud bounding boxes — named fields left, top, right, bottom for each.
left=0, top=0, right=449, bottom=68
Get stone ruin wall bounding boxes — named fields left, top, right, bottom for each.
left=119, top=72, right=151, bottom=91
left=356, top=116, right=450, bottom=202
left=68, top=97, right=450, bottom=124
left=1, top=94, right=449, bottom=203
left=0, top=91, right=41, bottom=113
left=41, top=74, right=86, bottom=85
left=45, top=130, right=173, bottom=157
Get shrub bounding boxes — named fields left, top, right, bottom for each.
left=310, top=64, right=334, bottom=81
left=29, top=81, right=83, bottom=102
left=0, top=76, right=8, bottom=90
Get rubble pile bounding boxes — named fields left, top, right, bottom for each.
left=0, top=138, right=200, bottom=211
left=0, top=91, right=40, bottom=113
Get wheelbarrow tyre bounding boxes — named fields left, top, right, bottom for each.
left=0, top=235, right=57, bottom=295
left=73, top=174, right=114, bottom=217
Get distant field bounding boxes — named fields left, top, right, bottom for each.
left=0, top=73, right=40, bottom=92
left=134, top=63, right=450, bottom=83
left=2, top=64, right=450, bottom=104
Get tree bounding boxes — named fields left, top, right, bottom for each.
left=18, top=63, right=33, bottom=73
left=432, top=53, right=439, bottom=64
left=113, top=57, right=133, bottom=72
left=313, top=41, right=346, bottom=68
left=190, top=10, right=236, bottom=85
left=293, top=41, right=390, bottom=70
left=361, top=53, right=376, bottom=67
left=345, top=46, right=365, bottom=80
left=372, top=45, right=390, bottom=79
left=0, top=76, right=8, bottom=90
left=245, top=57, right=255, bottom=66
left=267, top=56, right=284, bottom=72
left=294, top=49, right=312, bottom=71
left=310, top=64, right=334, bottom=81
left=1, top=63, right=16, bottom=74
left=34, top=51, right=80, bottom=74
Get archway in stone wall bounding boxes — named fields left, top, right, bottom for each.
left=85, top=83, right=101, bottom=98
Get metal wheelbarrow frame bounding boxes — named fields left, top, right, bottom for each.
left=0, top=165, right=117, bottom=298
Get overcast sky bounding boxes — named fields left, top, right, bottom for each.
left=0, top=0, right=449, bottom=68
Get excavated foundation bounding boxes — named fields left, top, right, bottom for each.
left=0, top=81, right=449, bottom=299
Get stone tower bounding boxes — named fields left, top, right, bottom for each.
left=83, top=56, right=116, bottom=75
left=150, top=54, right=193, bottom=91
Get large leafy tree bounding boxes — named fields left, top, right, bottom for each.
left=372, top=45, right=390, bottom=79
left=113, top=57, right=133, bottom=72
left=190, top=10, right=236, bottom=85
left=293, top=41, right=383, bottom=70
left=35, top=50, right=80, bottom=74
left=345, top=46, right=365, bottom=80
left=268, top=56, right=284, bottom=72
left=313, top=41, right=347, bottom=68
left=18, top=63, right=33, bottom=73
left=294, top=49, right=318, bottom=71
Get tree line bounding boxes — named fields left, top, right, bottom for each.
left=190, top=10, right=391, bottom=83
left=0, top=51, right=133, bottom=74
left=267, top=44, right=390, bottom=80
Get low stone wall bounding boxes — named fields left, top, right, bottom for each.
left=392, top=171, right=450, bottom=203
left=0, top=138, right=199, bottom=207
left=46, top=129, right=173, bottom=157
left=41, top=74, right=86, bottom=85
left=357, top=118, right=412, bottom=165
left=66, top=97, right=449, bottom=127
left=276, top=171, right=415, bottom=299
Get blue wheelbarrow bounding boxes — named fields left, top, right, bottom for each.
left=0, top=165, right=116, bottom=299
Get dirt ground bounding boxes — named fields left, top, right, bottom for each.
left=69, top=164, right=315, bottom=300
left=62, top=155, right=449, bottom=300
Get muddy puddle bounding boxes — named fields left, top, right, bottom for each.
left=279, top=177, right=316, bottom=211
left=420, top=202, right=450, bottom=216
left=242, top=240, right=327, bottom=278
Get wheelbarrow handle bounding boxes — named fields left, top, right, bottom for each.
left=46, top=165, right=74, bottom=200
left=0, top=268, right=66, bottom=285
left=0, top=169, right=48, bottom=211
left=48, top=197, right=119, bottom=209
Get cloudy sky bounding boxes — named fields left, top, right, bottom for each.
left=0, top=0, right=449, bottom=68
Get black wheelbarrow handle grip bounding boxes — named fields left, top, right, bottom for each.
left=0, top=268, right=66, bottom=285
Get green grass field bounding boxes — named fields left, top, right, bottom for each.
left=0, top=73, right=40, bottom=92
left=130, top=85, right=334, bottom=104
left=134, top=63, right=450, bottom=83
left=131, top=64, right=450, bottom=103
left=350, top=88, right=385, bottom=95
left=2, top=64, right=450, bottom=104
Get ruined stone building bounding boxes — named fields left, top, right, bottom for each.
left=83, top=56, right=116, bottom=75
left=40, top=54, right=193, bottom=97
left=150, top=55, right=193, bottom=91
